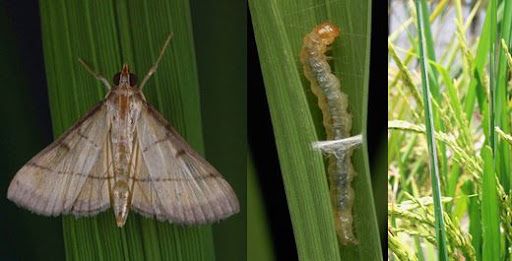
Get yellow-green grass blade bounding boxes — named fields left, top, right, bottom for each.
left=250, top=0, right=381, bottom=260
left=416, top=0, right=449, bottom=189
left=488, top=0, right=497, bottom=151
left=495, top=0, right=512, bottom=190
left=465, top=3, right=494, bottom=257
left=38, top=0, right=234, bottom=259
left=430, top=62, right=473, bottom=198
left=491, top=0, right=512, bottom=252
left=481, top=146, right=500, bottom=260
left=414, top=0, right=448, bottom=259
left=463, top=11, right=490, bottom=120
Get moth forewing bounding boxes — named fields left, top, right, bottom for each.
left=130, top=103, right=239, bottom=224
left=7, top=103, right=111, bottom=216
left=72, top=129, right=112, bottom=216
left=7, top=34, right=239, bottom=227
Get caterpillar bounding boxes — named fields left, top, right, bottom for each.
left=300, top=21, right=358, bottom=245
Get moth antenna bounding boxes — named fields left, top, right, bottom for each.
left=78, top=58, right=111, bottom=90
left=139, top=33, right=174, bottom=90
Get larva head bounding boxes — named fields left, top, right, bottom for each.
left=314, top=22, right=340, bottom=45
left=113, top=64, right=138, bottom=87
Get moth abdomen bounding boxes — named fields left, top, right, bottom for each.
left=113, top=180, right=130, bottom=227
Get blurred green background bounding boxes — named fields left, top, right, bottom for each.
left=0, top=0, right=245, bottom=260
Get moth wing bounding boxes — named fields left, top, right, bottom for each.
left=7, top=102, right=112, bottom=216
left=131, top=104, right=239, bottom=224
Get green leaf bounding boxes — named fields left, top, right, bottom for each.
left=249, top=0, right=382, bottom=260
left=417, top=0, right=449, bottom=187
left=414, top=0, right=448, bottom=259
left=481, top=146, right=500, bottom=260
left=38, top=0, right=241, bottom=259
left=495, top=0, right=512, bottom=191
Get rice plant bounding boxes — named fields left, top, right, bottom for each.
left=250, top=0, right=382, bottom=259
left=388, top=0, right=512, bottom=259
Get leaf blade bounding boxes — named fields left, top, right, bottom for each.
left=39, top=1, right=216, bottom=260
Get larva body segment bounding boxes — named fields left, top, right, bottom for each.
left=300, top=22, right=358, bottom=245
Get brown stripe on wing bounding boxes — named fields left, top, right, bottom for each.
left=26, top=162, right=218, bottom=182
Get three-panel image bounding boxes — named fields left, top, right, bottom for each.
left=0, top=0, right=500, bottom=260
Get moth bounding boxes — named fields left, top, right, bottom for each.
left=301, top=22, right=358, bottom=245
left=7, top=34, right=239, bottom=227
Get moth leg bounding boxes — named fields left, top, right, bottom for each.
left=78, top=58, right=111, bottom=90
left=139, top=33, right=174, bottom=90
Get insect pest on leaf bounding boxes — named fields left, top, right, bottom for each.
left=301, top=22, right=360, bottom=245
left=7, top=34, right=240, bottom=227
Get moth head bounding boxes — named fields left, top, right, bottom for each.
left=113, top=64, right=138, bottom=87
left=315, top=22, right=340, bottom=45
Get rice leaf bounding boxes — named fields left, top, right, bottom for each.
left=249, top=0, right=382, bottom=259
left=481, top=146, right=500, bottom=260
left=495, top=0, right=512, bottom=190
left=414, top=0, right=448, bottom=259
left=39, top=1, right=216, bottom=259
